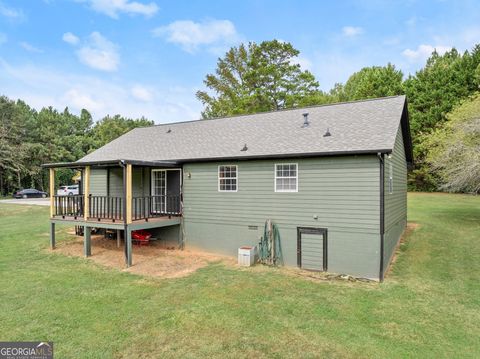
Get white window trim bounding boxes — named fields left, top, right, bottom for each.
left=218, top=165, right=238, bottom=192
left=274, top=163, right=298, bottom=193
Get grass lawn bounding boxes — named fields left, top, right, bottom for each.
left=0, top=193, right=479, bottom=358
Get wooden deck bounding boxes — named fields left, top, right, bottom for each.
left=51, top=215, right=182, bottom=230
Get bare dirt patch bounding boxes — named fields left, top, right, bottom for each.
left=53, top=234, right=235, bottom=278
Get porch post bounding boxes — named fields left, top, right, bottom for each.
left=126, top=164, right=133, bottom=224
left=49, top=168, right=55, bottom=218
left=50, top=222, right=55, bottom=249
left=116, top=229, right=121, bottom=248
left=84, top=166, right=90, bottom=221
left=84, top=225, right=91, bottom=257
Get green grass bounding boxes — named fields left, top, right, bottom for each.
left=0, top=193, right=479, bottom=358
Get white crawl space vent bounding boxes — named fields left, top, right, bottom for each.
left=238, top=246, right=255, bottom=266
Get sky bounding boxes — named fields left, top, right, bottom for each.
left=1, top=0, right=480, bottom=124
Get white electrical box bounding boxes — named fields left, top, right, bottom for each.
left=238, top=246, right=255, bottom=266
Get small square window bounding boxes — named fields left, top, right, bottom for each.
left=275, top=163, right=298, bottom=192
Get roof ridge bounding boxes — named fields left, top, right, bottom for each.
left=133, top=95, right=406, bottom=130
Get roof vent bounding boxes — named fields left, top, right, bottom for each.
left=166, top=128, right=171, bottom=133
left=241, top=144, right=248, bottom=151
left=323, top=128, right=331, bottom=137
left=301, top=113, right=309, bottom=128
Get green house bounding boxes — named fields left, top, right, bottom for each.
left=44, top=95, right=412, bottom=281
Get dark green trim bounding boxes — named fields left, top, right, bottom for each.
left=378, top=153, right=385, bottom=282
left=43, top=151, right=394, bottom=168
left=173, top=150, right=392, bottom=164
left=42, top=159, right=179, bottom=169
left=50, top=218, right=125, bottom=230
left=50, top=222, right=55, bottom=249
left=125, top=227, right=132, bottom=267
left=297, top=227, right=328, bottom=272
left=84, top=225, right=91, bottom=257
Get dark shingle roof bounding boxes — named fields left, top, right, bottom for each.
left=79, top=95, right=411, bottom=164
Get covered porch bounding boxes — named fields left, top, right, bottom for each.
left=44, top=159, right=183, bottom=267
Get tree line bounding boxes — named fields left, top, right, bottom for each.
left=0, top=99, right=152, bottom=195
left=197, top=40, right=480, bottom=193
left=1, top=39, right=479, bottom=195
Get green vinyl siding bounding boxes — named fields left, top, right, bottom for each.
left=383, top=125, right=408, bottom=270
left=183, top=156, right=381, bottom=279
left=90, top=169, right=107, bottom=196
left=108, top=167, right=149, bottom=197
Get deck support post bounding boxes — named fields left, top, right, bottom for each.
left=125, top=227, right=132, bottom=267
left=84, top=225, right=91, bottom=257
left=117, top=229, right=121, bottom=248
left=121, top=162, right=133, bottom=267
left=49, top=168, right=55, bottom=218
left=50, top=222, right=55, bottom=249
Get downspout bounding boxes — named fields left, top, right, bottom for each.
left=377, top=153, right=385, bottom=282
left=119, top=160, right=128, bottom=259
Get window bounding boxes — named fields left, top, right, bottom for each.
left=218, top=165, right=238, bottom=192
left=388, top=162, right=393, bottom=194
left=275, top=163, right=298, bottom=192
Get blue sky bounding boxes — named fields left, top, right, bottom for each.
left=1, top=0, right=479, bottom=123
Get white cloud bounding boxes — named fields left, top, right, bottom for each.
left=80, top=0, right=158, bottom=19
left=76, top=32, right=119, bottom=71
left=0, top=2, right=24, bottom=19
left=19, top=42, right=43, bottom=53
left=153, top=19, right=240, bottom=53
left=63, top=88, right=104, bottom=112
left=402, top=44, right=451, bottom=62
left=63, top=32, right=80, bottom=45
left=0, top=58, right=201, bottom=123
left=0, top=33, right=7, bottom=44
left=131, top=85, right=153, bottom=102
left=342, top=26, right=364, bottom=37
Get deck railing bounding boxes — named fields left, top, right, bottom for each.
left=132, top=195, right=182, bottom=221
left=89, top=195, right=124, bottom=222
left=54, top=195, right=84, bottom=218
left=53, top=194, right=181, bottom=222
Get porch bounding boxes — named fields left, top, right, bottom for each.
left=44, top=159, right=183, bottom=268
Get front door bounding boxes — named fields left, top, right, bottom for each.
left=297, top=227, right=328, bottom=271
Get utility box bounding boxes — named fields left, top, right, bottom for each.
left=238, top=246, right=256, bottom=266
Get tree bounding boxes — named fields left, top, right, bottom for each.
left=0, top=97, right=26, bottom=194
left=404, top=46, right=480, bottom=190
left=91, top=115, right=153, bottom=148
left=426, top=93, right=480, bottom=193
left=340, top=63, right=404, bottom=101
left=196, top=40, right=323, bottom=118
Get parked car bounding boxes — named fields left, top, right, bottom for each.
left=57, top=185, right=79, bottom=196
left=13, top=189, right=48, bottom=199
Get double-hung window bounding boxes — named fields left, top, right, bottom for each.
left=275, top=163, right=298, bottom=192
left=218, top=165, right=238, bottom=192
